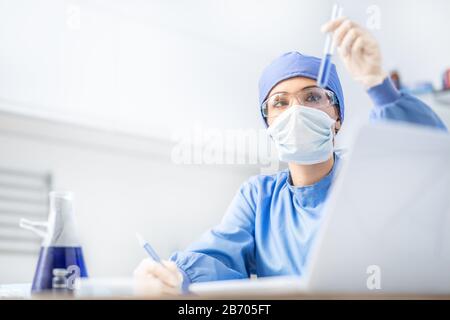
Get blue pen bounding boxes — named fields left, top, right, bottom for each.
left=136, top=232, right=184, bottom=291
left=136, top=232, right=162, bottom=263
left=317, top=3, right=343, bottom=88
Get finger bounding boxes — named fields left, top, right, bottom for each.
left=351, top=36, right=365, bottom=56
left=150, top=276, right=181, bottom=295
left=134, top=258, right=165, bottom=276
left=134, top=274, right=180, bottom=297
left=161, top=260, right=177, bottom=270
left=160, top=283, right=183, bottom=295
left=162, top=260, right=184, bottom=283
left=135, top=269, right=180, bottom=292
left=133, top=258, right=154, bottom=276
left=134, top=258, right=179, bottom=287
left=162, top=260, right=183, bottom=277
left=320, top=16, right=347, bottom=33
left=332, top=19, right=357, bottom=48
left=147, top=261, right=180, bottom=287
left=340, top=28, right=361, bottom=57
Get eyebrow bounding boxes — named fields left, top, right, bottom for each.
left=268, top=85, right=320, bottom=99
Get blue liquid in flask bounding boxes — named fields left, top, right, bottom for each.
left=32, top=246, right=88, bottom=292
left=20, top=191, right=89, bottom=293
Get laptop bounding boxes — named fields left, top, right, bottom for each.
left=189, top=122, right=450, bottom=296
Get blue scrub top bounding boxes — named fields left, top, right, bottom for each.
left=170, top=78, right=447, bottom=289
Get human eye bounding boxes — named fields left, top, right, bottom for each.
left=305, top=92, right=323, bottom=103
left=270, top=95, right=290, bottom=109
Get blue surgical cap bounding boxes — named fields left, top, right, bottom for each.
left=258, top=51, right=345, bottom=125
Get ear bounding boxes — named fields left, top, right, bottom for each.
left=334, top=118, right=341, bottom=134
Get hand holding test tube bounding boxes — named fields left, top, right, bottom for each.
left=320, top=5, right=388, bottom=89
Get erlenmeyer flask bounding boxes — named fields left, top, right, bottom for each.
left=20, top=191, right=88, bottom=293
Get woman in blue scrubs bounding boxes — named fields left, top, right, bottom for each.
left=134, top=18, right=447, bottom=294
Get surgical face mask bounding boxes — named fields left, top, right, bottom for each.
left=267, top=105, right=336, bottom=165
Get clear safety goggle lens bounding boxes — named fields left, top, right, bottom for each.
left=261, top=87, right=338, bottom=118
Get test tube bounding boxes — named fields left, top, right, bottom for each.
left=317, top=4, right=343, bottom=88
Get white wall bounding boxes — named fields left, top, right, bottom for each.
left=1, top=0, right=449, bottom=140
left=0, top=0, right=329, bottom=138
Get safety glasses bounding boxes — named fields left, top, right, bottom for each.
left=261, top=86, right=339, bottom=119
